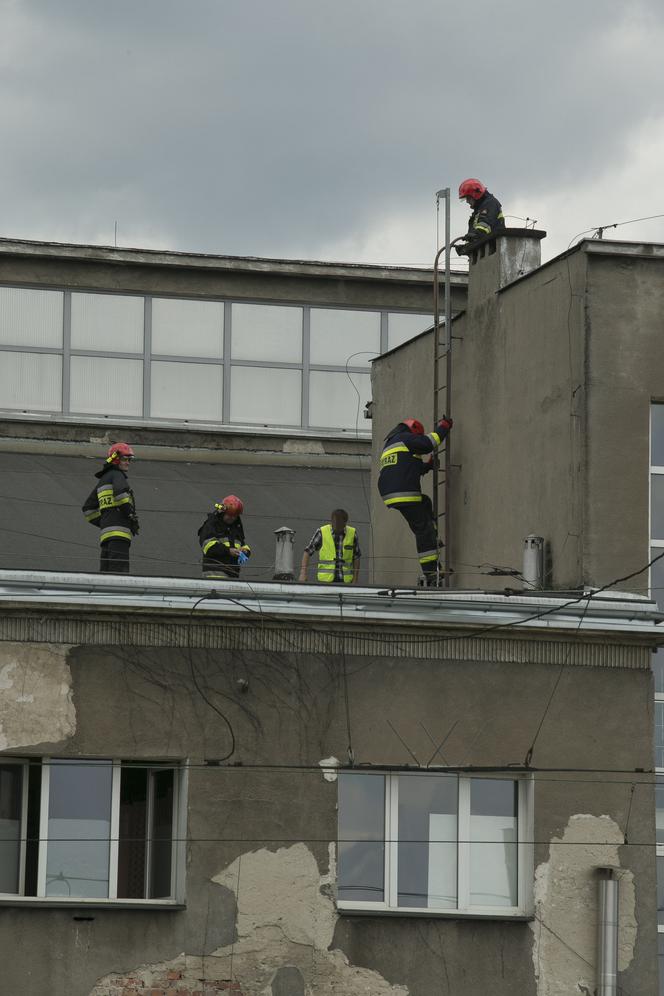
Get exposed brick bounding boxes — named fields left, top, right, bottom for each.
left=167, top=972, right=183, bottom=982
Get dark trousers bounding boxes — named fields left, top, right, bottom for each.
left=394, top=494, right=439, bottom=575
left=202, top=558, right=240, bottom=580
left=100, top=538, right=130, bottom=574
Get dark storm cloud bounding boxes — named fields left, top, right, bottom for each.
left=0, top=0, right=662, bottom=258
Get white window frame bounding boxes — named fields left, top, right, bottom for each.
left=3, top=758, right=187, bottom=907
left=337, top=771, right=534, bottom=919
left=650, top=404, right=664, bottom=943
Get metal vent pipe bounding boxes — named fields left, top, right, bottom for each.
left=274, top=526, right=295, bottom=581
left=523, top=535, right=544, bottom=589
left=597, top=866, right=619, bottom=995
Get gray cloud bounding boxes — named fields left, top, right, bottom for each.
left=0, top=0, right=662, bottom=260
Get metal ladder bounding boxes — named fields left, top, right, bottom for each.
left=432, top=189, right=453, bottom=588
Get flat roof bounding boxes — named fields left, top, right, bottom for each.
left=0, top=569, right=660, bottom=640
left=0, top=236, right=469, bottom=287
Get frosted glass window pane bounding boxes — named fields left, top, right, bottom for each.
left=653, top=479, right=664, bottom=541
left=0, top=765, right=22, bottom=894
left=232, top=304, right=302, bottom=362
left=46, top=760, right=112, bottom=899
left=309, top=370, right=371, bottom=431
left=310, top=309, right=380, bottom=368
left=470, top=779, right=518, bottom=907
left=657, top=702, right=664, bottom=770
left=0, top=287, right=63, bottom=347
left=654, top=650, right=664, bottom=694
left=652, top=548, right=664, bottom=608
left=653, top=405, right=664, bottom=467
left=71, top=293, right=144, bottom=352
left=338, top=774, right=385, bottom=903
left=388, top=313, right=432, bottom=351
left=0, top=352, right=62, bottom=412
left=70, top=356, right=143, bottom=416
left=398, top=774, right=457, bottom=910
left=151, top=361, right=223, bottom=421
left=657, top=776, right=664, bottom=844
left=230, top=366, right=301, bottom=426
left=152, top=298, right=223, bottom=358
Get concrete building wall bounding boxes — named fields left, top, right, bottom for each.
left=371, top=244, right=587, bottom=590
left=584, top=253, right=664, bottom=588
left=369, top=331, right=436, bottom=585
left=371, top=237, right=664, bottom=592
left=0, top=622, right=655, bottom=996
left=0, top=239, right=467, bottom=312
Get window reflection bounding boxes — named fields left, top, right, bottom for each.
left=46, top=760, right=112, bottom=899
left=652, top=404, right=664, bottom=467
left=338, top=773, right=384, bottom=903
left=0, top=765, right=22, bottom=894
left=398, top=774, right=457, bottom=909
left=470, top=778, right=518, bottom=907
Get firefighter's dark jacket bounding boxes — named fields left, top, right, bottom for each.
left=378, top=424, right=449, bottom=506
left=82, top=465, right=139, bottom=544
left=467, top=191, right=505, bottom=240
left=198, top=511, right=251, bottom=570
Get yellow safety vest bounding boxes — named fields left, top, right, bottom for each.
left=317, top=524, right=356, bottom=584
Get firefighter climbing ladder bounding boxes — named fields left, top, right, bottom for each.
left=432, top=188, right=453, bottom=588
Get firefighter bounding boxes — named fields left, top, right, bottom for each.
left=198, top=495, right=251, bottom=580
left=377, top=416, right=453, bottom=586
left=299, top=509, right=361, bottom=584
left=82, top=442, right=139, bottom=574
left=457, top=178, right=505, bottom=248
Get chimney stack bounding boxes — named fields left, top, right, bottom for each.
left=465, top=228, right=546, bottom=308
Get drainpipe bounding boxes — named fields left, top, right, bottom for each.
left=597, top=867, right=619, bottom=995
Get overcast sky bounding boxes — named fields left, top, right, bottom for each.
left=2, top=0, right=664, bottom=266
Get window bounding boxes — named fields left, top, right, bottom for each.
left=308, top=371, right=371, bottom=431
left=70, top=356, right=143, bottom=417
left=387, top=313, right=432, bottom=351
left=152, top=298, right=223, bottom=358
left=232, top=304, right=302, bottom=363
left=71, top=293, right=144, bottom=353
left=310, top=309, right=380, bottom=368
left=150, top=361, right=223, bottom=422
left=230, top=366, right=302, bottom=426
left=0, top=352, right=62, bottom=412
left=337, top=772, right=532, bottom=916
left=0, top=759, right=185, bottom=904
left=0, top=287, right=63, bottom=348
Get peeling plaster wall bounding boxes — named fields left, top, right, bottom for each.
left=530, top=814, right=636, bottom=996
left=89, top=844, right=408, bottom=996
left=0, top=641, right=75, bottom=748
left=0, top=642, right=654, bottom=995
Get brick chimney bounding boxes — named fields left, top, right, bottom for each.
left=464, top=228, right=546, bottom=308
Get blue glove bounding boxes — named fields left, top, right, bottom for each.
left=237, top=551, right=249, bottom=565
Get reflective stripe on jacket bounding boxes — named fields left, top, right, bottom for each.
left=198, top=511, right=250, bottom=570
left=467, top=191, right=505, bottom=239
left=317, top=524, right=356, bottom=584
left=378, top=425, right=448, bottom=507
left=82, top=465, right=137, bottom=546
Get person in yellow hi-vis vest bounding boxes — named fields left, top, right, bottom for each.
left=299, top=509, right=361, bottom=584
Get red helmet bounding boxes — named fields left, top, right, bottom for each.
left=458, top=178, right=487, bottom=201
left=106, top=442, right=135, bottom=464
left=402, top=418, right=425, bottom=436
left=216, top=494, right=244, bottom=517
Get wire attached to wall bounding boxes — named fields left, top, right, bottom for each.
left=187, top=592, right=236, bottom=762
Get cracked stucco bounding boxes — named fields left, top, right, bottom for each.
left=90, top=843, right=408, bottom=996
left=0, top=642, right=75, bottom=749
left=530, top=814, right=636, bottom=996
